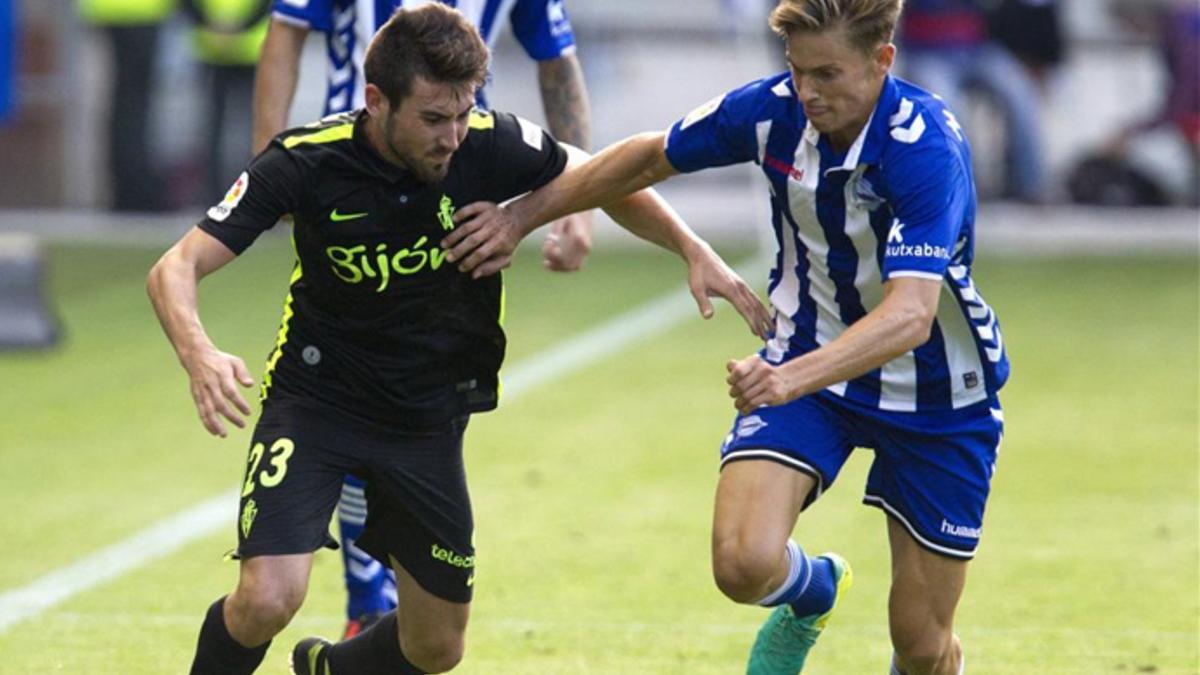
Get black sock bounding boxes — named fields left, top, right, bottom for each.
left=189, top=596, right=271, bottom=675
left=327, top=611, right=425, bottom=675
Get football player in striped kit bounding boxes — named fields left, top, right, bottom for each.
left=251, top=0, right=593, bottom=637
left=445, top=1, right=1009, bottom=673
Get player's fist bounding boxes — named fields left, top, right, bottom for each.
left=726, top=354, right=793, bottom=414
left=542, top=212, right=592, bottom=272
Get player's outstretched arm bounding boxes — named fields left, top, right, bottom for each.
left=726, top=276, right=941, bottom=413
left=443, top=133, right=674, bottom=272
left=252, top=18, right=309, bottom=153
left=444, top=142, right=771, bottom=338
left=147, top=227, right=255, bottom=438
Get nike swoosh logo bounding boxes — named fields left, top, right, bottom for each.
left=330, top=208, right=369, bottom=222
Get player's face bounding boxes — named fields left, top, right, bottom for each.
left=371, top=77, right=475, bottom=183
left=785, top=27, right=895, bottom=149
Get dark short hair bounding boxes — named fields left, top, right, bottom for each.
left=364, top=3, right=489, bottom=108
left=770, top=0, right=904, bottom=53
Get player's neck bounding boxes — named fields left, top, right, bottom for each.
left=361, top=112, right=406, bottom=168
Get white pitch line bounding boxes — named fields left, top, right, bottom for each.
left=0, top=258, right=763, bottom=634
left=0, top=490, right=240, bottom=634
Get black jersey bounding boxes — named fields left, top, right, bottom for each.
left=199, top=109, right=568, bottom=429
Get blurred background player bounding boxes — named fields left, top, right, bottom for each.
left=249, top=0, right=594, bottom=638
left=897, top=0, right=1047, bottom=203
left=444, top=0, right=1009, bottom=672
left=181, top=0, right=271, bottom=203
left=1100, top=0, right=1199, bottom=206
left=984, top=0, right=1065, bottom=88
left=0, top=0, right=13, bottom=126
left=76, top=0, right=174, bottom=211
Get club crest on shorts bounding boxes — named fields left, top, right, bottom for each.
left=736, top=415, right=768, bottom=438
left=241, top=498, right=258, bottom=539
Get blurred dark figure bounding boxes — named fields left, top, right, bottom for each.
left=898, top=0, right=1047, bottom=202
left=182, top=0, right=270, bottom=203
left=78, top=0, right=174, bottom=211
left=0, top=0, right=13, bottom=126
left=1092, top=0, right=1199, bottom=206
left=986, top=0, right=1065, bottom=87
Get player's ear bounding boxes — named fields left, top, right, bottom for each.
left=875, top=42, right=896, bottom=73
left=364, top=84, right=390, bottom=119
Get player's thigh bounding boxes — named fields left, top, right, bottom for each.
left=713, top=461, right=815, bottom=554
left=715, top=392, right=857, bottom=549
left=886, top=517, right=967, bottom=640
left=356, top=416, right=476, bottom=605
left=237, top=400, right=351, bottom=558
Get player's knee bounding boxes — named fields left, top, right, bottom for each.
left=232, top=578, right=305, bottom=634
left=399, top=631, right=465, bottom=673
left=711, top=538, right=778, bottom=603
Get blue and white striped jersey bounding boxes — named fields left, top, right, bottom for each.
left=666, top=73, right=1009, bottom=412
left=271, top=0, right=576, bottom=113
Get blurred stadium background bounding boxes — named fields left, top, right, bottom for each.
left=0, top=0, right=1196, bottom=673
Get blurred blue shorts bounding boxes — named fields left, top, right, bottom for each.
left=719, top=390, right=1004, bottom=559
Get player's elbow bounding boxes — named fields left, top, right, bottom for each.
left=145, top=253, right=168, bottom=303
left=146, top=246, right=186, bottom=305
left=896, top=303, right=937, bottom=351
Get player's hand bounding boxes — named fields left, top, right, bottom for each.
left=182, top=347, right=255, bottom=437
left=685, top=244, right=773, bottom=340
left=542, top=212, right=593, bottom=272
left=726, top=354, right=793, bottom=414
left=442, top=202, right=523, bottom=278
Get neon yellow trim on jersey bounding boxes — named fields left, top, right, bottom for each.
left=283, top=123, right=354, bottom=148
left=261, top=250, right=304, bottom=400
left=496, top=282, right=506, bottom=402
left=498, top=282, right=506, bottom=327
left=468, top=110, right=494, bottom=130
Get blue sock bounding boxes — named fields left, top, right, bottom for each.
left=339, top=475, right=398, bottom=619
left=756, top=540, right=836, bottom=618
left=789, top=554, right=836, bottom=617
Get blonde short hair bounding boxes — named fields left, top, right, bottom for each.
left=769, top=0, right=904, bottom=53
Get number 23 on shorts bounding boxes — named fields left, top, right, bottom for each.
left=241, top=437, right=295, bottom=497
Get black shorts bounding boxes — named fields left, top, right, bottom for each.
left=236, top=397, right=475, bottom=603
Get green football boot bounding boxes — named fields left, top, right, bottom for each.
left=746, top=553, right=853, bottom=675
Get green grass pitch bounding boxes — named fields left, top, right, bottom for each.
left=0, top=236, right=1195, bottom=673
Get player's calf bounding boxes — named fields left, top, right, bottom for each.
left=399, top=625, right=465, bottom=673
left=190, top=596, right=272, bottom=675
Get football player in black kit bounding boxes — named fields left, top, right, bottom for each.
left=148, top=4, right=770, bottom=674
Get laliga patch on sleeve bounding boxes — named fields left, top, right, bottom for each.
left=516, top=116, right=544, bottom=151
left=680, top=94, right=725, bottom=130
left=207, top=171, right=249, bottom=222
